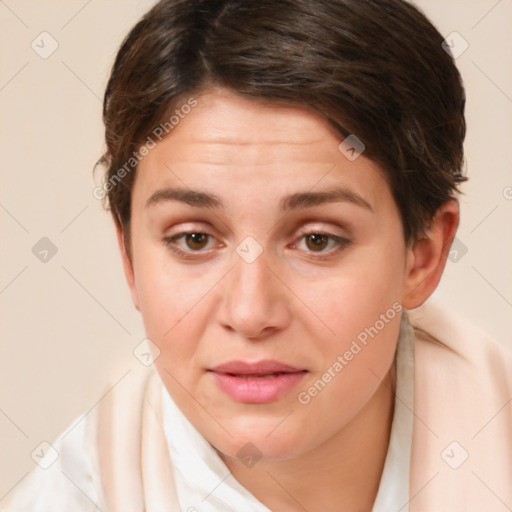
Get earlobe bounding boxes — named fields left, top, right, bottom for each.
left=115, top=222, right=140, bottom=311
left=401, top=200, right=459, bottom=309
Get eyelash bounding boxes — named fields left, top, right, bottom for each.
left=162, top=230, right=352, bottom=261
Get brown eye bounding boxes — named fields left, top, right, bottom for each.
left=185, top=233, right=209, bottom=250
left=305, top=234, right=329, bottom=251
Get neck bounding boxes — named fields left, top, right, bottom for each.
left=221, top=365, right=396, bottom=512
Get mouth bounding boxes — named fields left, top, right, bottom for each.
left=220, top=372, right=297, bottom=378
left=208, top=360, right=308, bottom=404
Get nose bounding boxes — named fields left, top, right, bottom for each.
left=216, top=249, right=292, bottom=340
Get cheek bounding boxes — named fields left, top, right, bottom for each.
left=293, top=241, right=405, bottom=347
left=133, top=237, right=214, bottom=334
left=131, top=246, right=219, bottom=380
left=294, top=311, right=400, bottom=452
left=292, top=260, right=403, bottom=437
left=288, top=241, right=404, bottom=405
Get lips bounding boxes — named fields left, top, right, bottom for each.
left=209, top=360, right=307, bottom=404
left=211, top=360, right=304, bottom=376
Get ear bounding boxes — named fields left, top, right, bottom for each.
left=401, top=200, right=459, bottom=309
left=115, top=221, right=140, bottom=311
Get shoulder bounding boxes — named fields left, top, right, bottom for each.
left=407, top=299, right=512, bottom=391
left=0, top=366, right=158, bottom=512
left=407, top=300, right=512, bottom=508
left=0, top=418, right=101, bottom=512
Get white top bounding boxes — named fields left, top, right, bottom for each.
left=2, top=314, right=414, bottom=511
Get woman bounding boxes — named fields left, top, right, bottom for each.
left=3, top=0, right=511, bottom=511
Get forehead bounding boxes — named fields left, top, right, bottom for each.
left=171, top=89, right=339, bottom=161
left=180, top=89, right=332, bottom=146
left=133, top=87, right=390, bottom=211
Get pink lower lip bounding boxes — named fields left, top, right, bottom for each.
left=210, top=371, right=307, bottom=404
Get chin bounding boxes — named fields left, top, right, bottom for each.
left=206, top=417, right=314, bottom=462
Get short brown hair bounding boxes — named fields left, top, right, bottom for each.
left=99, top=0, right=466, bottom=245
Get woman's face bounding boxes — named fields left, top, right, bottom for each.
left=124, top=88, right=414, bottom=460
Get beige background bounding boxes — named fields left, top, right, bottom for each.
left=0, top=0, right=511, bottom=496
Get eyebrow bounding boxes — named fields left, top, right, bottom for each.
left=280, top=187, right=373, bottom=212
left=145, top=188, right=221, bottom=209
left=145, top=186, right=373, bottom=212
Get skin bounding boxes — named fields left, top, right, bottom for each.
left=117, top=87, right=459, bottom=511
